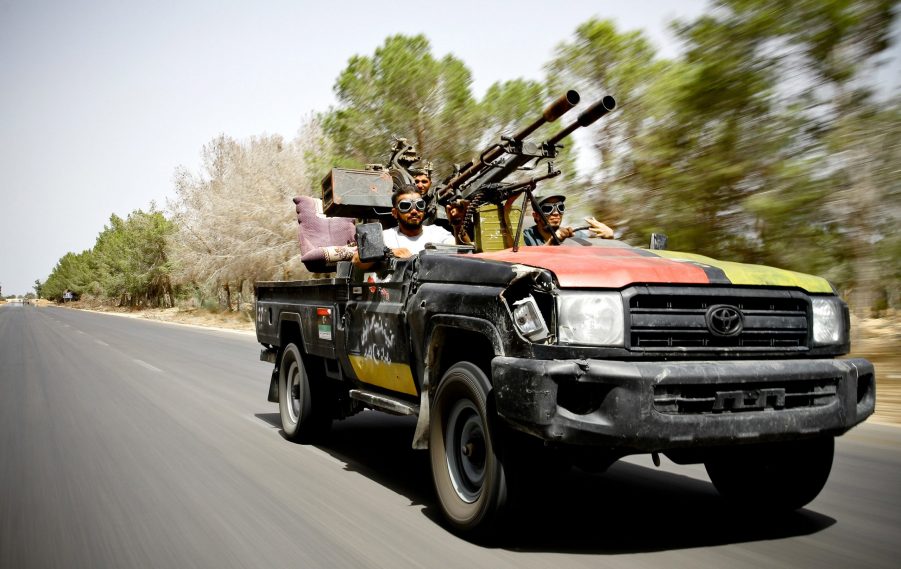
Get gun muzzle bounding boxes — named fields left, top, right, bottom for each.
left=547, top=95, right=616, bottom=145
left=514, top=90, right=580, bottom=140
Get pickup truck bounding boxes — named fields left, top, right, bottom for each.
left=255, top=237, right=875, bottom=536
left=255, top=91, right=875, bottom=537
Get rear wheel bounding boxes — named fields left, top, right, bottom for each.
left=278, top=343, right=331, bottom=443
left=705, top=436, right=834, bottom=511
left=430, top=362, right=509, bottom=537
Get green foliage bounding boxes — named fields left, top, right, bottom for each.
left=546, top=18, right=666, bottom=221
left=42, top=250, right=95, bottom=301
left=619, top=0, right=897, bottom=314
left=42, top=207, right=175, bottom=306
left=323, top=34, right=480, bottom=173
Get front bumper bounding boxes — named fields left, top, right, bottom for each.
left=491, top=357, right=875, bottom=451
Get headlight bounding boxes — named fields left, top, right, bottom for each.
left=511, top=296, right=550, bottom=342
left=557, top=292, right=624, bottom=346
left=811, top=297, right=847, bottom=346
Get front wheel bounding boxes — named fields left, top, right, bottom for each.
left=705, top=436, right=835, bottom=511
left=278, top=343, right=331, bottom=443
left=429, top=362, right=508, bottom=537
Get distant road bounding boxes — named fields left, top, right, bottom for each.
left=1, top=305, right=899, bottom=569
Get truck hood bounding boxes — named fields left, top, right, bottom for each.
left=475, top=246, right=834, bottom=293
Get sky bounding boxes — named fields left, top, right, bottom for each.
left=0, top=0, right=896, bottom=296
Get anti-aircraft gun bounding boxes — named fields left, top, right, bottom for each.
left=435, top=91, right=616, bottom=248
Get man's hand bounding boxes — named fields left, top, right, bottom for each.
left=391, top=247, right=414, bottom=259
left=549, top=226, right=575, bottom=244
left=354, top=246, right=413, bottom=268
left=585, top=217, right=614, bottom=239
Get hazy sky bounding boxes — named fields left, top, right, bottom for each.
left=0, top=1, right=895, bottom=296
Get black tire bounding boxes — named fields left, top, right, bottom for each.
left=278, top=343, right=331, bottom=443
left=429, top=362, right=509, bottom=537
left=705, top=436, right=835, bottom=511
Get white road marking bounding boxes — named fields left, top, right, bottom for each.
left=133, top=359, right=163, bottom=373
left=95, top=340, right=109, bottom=346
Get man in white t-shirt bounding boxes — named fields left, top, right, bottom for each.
left=353, top=186, right=454, bottom=269
left=382, top=186, right=454, bottom=258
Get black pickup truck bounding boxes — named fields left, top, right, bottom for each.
left=254, top=92, right=874, bottom=536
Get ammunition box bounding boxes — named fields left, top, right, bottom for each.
left=321, top=168, right=394, bottom=218
left=474, top=203, right=522, bottom=252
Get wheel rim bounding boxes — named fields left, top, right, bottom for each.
left=445, top=399, right=486, bottom=503
left=287, top=361, right=301, bottom=422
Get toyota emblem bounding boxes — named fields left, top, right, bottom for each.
left=706, top=305, right=743, bottom=336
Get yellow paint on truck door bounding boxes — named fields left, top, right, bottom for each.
left=348, top=355, right=418, bottom=396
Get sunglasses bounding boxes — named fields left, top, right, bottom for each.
left=396, top=199, right=427, bottom=213
left=540, top=202, right=565, bottom=215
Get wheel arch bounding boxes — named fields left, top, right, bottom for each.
left=412, top=316, right=503, bottom=450
left=269, top=313, right=313, bottom=403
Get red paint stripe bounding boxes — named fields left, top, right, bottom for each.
left=476, top=247, right=712, bottom=288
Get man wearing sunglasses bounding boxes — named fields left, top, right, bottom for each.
left=382, top=186, right=454, bottom=257
left=522, top=194, right=614, bottom=246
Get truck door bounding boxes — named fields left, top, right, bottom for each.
left=343, top=259, right=418, bottom=397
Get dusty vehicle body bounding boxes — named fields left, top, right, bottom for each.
left=255, top=92, right=875, bottom=537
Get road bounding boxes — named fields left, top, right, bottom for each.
left=1, top=304, right=899, bottom=569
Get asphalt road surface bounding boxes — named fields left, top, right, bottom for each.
left=2, top=304, right=899, bottom=569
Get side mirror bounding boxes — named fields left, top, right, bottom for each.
left=650, top=233, right=668, bottom=250
left=356, top=223, right=388, bottom=263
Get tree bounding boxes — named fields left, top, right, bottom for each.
left=323, top=34, right=481, bottom=176
left=168, top=121, right=323, bottom=309
left=91, top=207, right=176, bottom=307
left=42, top=250, right=95, bottom=301
left=619, top=0, right=897, bottom=316
left=546, top=18, right=666, bottom=227
left=41, top=207, right=175, bottom=306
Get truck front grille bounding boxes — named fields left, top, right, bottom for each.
left=627, top=288, right=810, bottom=352
left=653, top=378, right=839, bottom=414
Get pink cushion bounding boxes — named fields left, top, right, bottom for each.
left=293, top=196, right=356, bottom=270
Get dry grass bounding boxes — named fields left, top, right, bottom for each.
left=141, top=306, right=255, bottom=331
left=850, top=312, right=901, bottom=426
left=58, top=300, right=254, bottom=332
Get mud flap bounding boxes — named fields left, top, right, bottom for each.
left=267, top=368, right=279, bottom=403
